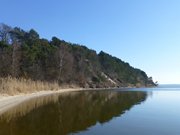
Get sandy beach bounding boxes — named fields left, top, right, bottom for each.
left=0, top=88, right=84, bottom=115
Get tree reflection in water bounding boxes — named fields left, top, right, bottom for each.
left=0, top=90, right=147, bottom=135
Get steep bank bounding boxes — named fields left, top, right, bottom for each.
left=0, top=23, right=156, bottom=90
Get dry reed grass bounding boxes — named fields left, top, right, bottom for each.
left=0, top=77, right=61, bottom=95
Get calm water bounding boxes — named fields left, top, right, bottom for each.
left=0, top=85, right=180, bottom=135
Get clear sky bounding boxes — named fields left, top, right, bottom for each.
left=1, top=0, right=180, bottom=84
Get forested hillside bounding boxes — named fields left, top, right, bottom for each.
left=0, top=23, right=156, bottom=88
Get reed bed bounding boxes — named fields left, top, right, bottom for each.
left=0, top=77, right=60, bottom=95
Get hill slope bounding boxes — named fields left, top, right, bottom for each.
left=0, top=23, right=156, bottom=88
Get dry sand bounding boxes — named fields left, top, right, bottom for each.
left=0, top=88, right=84, bottom=115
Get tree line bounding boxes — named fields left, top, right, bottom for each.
left=0, top=23, right=156, bottom=88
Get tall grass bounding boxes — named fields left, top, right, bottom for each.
left=0, top=77, right=61, bottom=95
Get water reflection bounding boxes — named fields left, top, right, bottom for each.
left=0, top=90, right=147, bottom=135
left=0, top=94, right=59, bottom=121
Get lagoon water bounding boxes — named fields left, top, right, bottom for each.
left=0, top=85, right=180, bottom=135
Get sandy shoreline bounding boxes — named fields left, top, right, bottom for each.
left=0, top=87, right=121, bottom=115
left=0, top=88, right=85, bottom=115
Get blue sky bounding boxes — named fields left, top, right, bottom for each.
left=1, top=0, right=180, bottom=84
